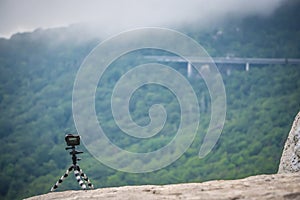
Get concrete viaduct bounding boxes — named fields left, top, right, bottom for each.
left=145, top=56, right=300, bottom=77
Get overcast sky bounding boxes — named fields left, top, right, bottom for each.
left=0, top=0, right=286, bottom=38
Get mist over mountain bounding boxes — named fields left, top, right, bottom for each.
left=0, top=0, right=286, bottom=38
left=0, top=1, right=300, bottom=200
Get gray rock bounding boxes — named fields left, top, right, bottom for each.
left=278, top=111, right=300, bottom=173
left=25, top=173, right=300, bottom=200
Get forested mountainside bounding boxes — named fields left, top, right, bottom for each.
left=1, top=1, right=300, bottom=199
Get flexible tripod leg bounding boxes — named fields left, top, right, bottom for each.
left=51, top=165, right=73, bottom=192
left=74, top=165, right=87, bottom=189
left=78, top=166, right=94, bottom=189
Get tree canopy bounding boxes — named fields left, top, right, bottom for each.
left=0, top=1, right=300, bottom=199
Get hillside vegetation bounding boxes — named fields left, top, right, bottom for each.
left=0, top=1, right=300, bottom=199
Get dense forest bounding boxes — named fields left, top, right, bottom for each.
left=0, top=1, right=300, bottom=199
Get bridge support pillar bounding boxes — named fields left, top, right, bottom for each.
left=246, top=62, right=250, bottom=71
left=226, top=69, right=231, bottom=76
left=187, top=62, right=192, bottom=77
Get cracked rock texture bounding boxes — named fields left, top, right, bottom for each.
left=278, top=111, right=300, bottom=173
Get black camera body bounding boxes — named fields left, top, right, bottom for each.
left=65, top=134, right=80, bottom=146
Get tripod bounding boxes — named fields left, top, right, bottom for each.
left=50, top=145, right=94, bottom=191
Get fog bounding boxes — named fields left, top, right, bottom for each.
left=0, top=0, right=286, bottom=38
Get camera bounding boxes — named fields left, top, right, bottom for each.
left=65, top=134, right=80, bottom=146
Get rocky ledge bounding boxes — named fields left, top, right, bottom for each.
left=278, top=111, right=300, bottom=173
left=26, top=173, right=300, bottom=200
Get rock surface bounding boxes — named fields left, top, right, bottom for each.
left=26, top=173, right=300, bottom=200
left=278, top=111, right=300, bottom=173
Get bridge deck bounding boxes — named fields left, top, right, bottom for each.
left=145, top=56, right=300, bottom=65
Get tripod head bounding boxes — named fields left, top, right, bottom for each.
left=65, top=134, right=83, bottom=165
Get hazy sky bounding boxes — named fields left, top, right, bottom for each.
left=0, top=0, right=286, bottom=38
